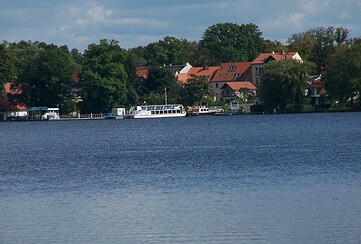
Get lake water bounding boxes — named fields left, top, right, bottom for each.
left=1, top=113, right=361, bottom=243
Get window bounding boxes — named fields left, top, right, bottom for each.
left=232, top=74, right=237, bottom=80
left=224, top=74, right=227, bottom=78
left=256, top=78, right=259, bottom=85
left=228, top=66, right=237, bottom=72
left=217, top=74, right=221, bottom=78
left=216, top=83, right=218, bottom=88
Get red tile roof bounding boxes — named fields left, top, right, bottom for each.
left=310, top=76, right=324, bottom=88
left=252, top=52, right=298, bottom=64
left=212, top=62, right=251, bottom=82
left=188, top=66, right=219, bottom=78
left=177, top=66, right=218, bottom=84
left=135, top=67, right=149, bottom=79
left=221, top=82, right=257, bottom=91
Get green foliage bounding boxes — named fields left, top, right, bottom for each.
left=11, top=42, right=75, bottom=109
left=180, top=75, right=211, bottom=107
left=324, top=42, right=361, bottom=107
left=142, top=65, right=181, bottom=104
left=144, top=36, right=198, bottom=66
left=0, top=43, right=16, bottom=96
left=287, top=32, right=315, bottom=61
left=262, top=39, right=287, bottom=53
left=200, top=23, right=264, bottom=64
left=79, top=39, right=128, bottom=113
left=259, top=60, right=308, bottom=113
left=288, top=26, right=350, bottom=72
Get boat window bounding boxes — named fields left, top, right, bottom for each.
left=151, top=111, right=154, bottom=114
left=156, top=111, right=159, bottom=114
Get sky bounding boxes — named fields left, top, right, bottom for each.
left=1, top=0, right=361, bottom=52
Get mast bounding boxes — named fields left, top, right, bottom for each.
left=164, top=87, right=168, bottom=105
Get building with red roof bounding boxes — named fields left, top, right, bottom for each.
left=220, top=82, right=257, bottom=100
left=308, top=75, right=327, bottom=106
left=210, top=62, right=252, bottom=99
left=0, top=82, right=28, bottom=121
left=251, top=51, right=303, bottom=87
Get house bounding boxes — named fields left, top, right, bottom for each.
left=251, top=51, right=303, bottom=87
left=0, top=83, right=27, bottom=121
left=308, top=75, right=327, bottom=106
left=210, top=62, right=252, bottom=99
left=135, top=63, right=193, bottom=84
left=220, top=82, right=257, bottom=100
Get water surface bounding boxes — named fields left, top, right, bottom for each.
left=1, top=113, right=361, bottom=243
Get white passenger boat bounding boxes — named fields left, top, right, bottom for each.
left=126, top=104, right=187, bottom=119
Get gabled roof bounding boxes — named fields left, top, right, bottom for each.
left=212, top=62, right=252, bottom=82
left=252, top=52, right=300, bottom=64
left=220, top=82, right=257, bottom=91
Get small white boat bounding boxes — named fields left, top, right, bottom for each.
left=126, top=104, right=187, bottom=119
left=187, top=106, right=217, bottom=116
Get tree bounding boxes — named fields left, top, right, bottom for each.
left=259, top=60, right=309, bottom=113
left=142, top=36, right=203, bottom=67
left=262, top=39, right=287, bottom=53
left=79, top=39, right=128, bottom=113
left=199, top=23, right=264, bottom=64
left=11, top=42, right=76, bottom=111
left=180, top=75, right=211, bottom=107
left=287, top=32, right=315, bottom=61
left=288, top=26, right=350, bottom=72
left=324, top=42, right=361, bottom=107
left=142, top=66, right=181, bottom=104
left=0, top=43, right=16, bottom=96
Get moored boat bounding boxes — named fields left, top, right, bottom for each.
left=187, top=106, right=217, bottom=116
left=126, top=104, right=186, bottom=119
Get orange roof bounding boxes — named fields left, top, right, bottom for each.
left=177, top=74, right=189, bottom=84
left=221, top=82, right=257, bottom=91
left=4, top=82, right=22, bottom=95
left=177, top=66, right=218, bottom=84
left=135, top=67, right=149, bottom=79
left=252, top=52, right=298, bottom=64
left=212, top=62, right=251, bottom=82
left=0, top=83, right=27, bottom=111
left=188, top=66, right=218, bottom=79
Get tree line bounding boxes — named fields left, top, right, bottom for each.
left=0, top=23, right=360, bottom=114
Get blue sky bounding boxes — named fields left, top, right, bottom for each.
left=1, top=0, right=360, bottom=52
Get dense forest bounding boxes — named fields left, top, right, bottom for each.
left=1, top=23, right=360, bottom=114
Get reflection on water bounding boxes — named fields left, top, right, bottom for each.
left=1, top=113, right=361, bottom=243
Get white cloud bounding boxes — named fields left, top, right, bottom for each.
left=87, top=3, right=112, bottom=23
left=263, top=12, right=305, bottom=30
